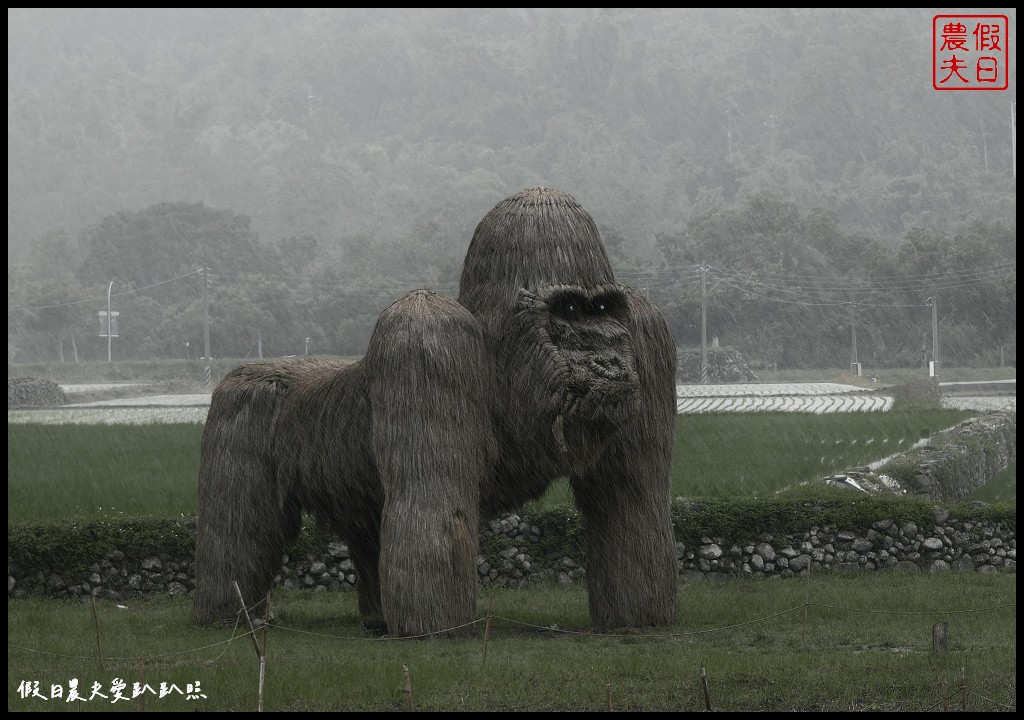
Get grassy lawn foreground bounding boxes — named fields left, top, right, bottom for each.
left=7, top=572, right=1015, bottom=712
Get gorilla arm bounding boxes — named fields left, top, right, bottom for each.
left=569, top=287, right=679, bottom=631
left=364, top=290, right=496, bottom=637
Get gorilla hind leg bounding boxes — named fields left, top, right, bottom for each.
left=346, top=514, right=384, bottom=619
left=194, top=366, right=303, bottom=625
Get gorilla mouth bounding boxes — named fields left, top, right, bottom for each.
left=588, top=355, right=629, bottom=381
left=551, top=385, right=633, bottom=455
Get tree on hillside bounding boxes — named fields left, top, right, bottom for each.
left=76, top=201, right=266, bottom=289
left=9, top=229, right=92, bottom=361
left=71, top=202, right=276, bottom=360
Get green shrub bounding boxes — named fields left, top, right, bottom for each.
left=7, top=517, right=195, bottom=576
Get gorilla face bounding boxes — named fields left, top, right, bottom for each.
left=540, top=283, right=638, bottom=417
left=502, top=282, right=640, bottom=476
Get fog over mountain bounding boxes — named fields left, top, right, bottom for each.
left=7, top=8, right=1016, bottom=368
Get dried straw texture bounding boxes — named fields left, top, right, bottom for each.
left=194, top=357, right=343, bottom=624
left=459, top=186, right=615, bottom=340
left=464, top=188, right=678, bottom=629
left=569, top=287, right=678, bottom=630
left=195, top=187, right=678, bottom=635
left=364, top=291, right=492, bottom=636
left=277, top=290, right=491, bottom=636
left=195, top=293, right=490, bottom=635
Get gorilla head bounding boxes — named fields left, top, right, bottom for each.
left=459, top=187, right=641, bottom=477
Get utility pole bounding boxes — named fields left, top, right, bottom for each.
left=927, top=294, right=939, bottom=378
left=202, top=266, right=211, bottom=387
left=106, top=280, right=114, bottom=363
left=849, top=300, right=859, bottom=375
left=700, top=264, right=708, bottom=384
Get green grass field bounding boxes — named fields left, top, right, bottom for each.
left=7, top=424, right=203, bottom=521
left=8, top=408, right=982, bottom=521
left=522, top=408, right=981, bottom=509
left=7, top=572, right=1016, bottom=712
left=971, top=462, right=1016, bottom=503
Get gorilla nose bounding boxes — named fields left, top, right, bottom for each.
left=590, top=355, right=629, bottom=381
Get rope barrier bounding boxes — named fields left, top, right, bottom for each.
left=8, top=596, right=1016, bottom=658
left=7, top=635, right=241, bottom=662
left=266, top=616, right=487, bottom=641
left=490, top=604, right=806, bottom=637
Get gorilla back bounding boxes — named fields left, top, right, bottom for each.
left=194, top=187, right=679, bottom=636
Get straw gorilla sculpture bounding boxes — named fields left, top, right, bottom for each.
left=194, top=187, right=678, bottom=636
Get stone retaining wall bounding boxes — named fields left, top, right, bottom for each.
left=899, top=411, right=1015, bottom=501
left=7, top=503, right=1014, bottom=602
left=825, top=411, right=1015, bottom=502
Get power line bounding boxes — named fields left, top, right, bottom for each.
left=704, top=263, right=1014, bottom=307
left=8, top=270, right=203, bottom=312
left=9, top=261, right=1013, bottom=312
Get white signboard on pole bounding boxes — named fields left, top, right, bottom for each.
left=98, top=311, right=120, bottom=337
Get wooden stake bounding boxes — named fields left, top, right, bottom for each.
left=606, top=683, right=612, bottom=711
left=232, top=581, right=263, bottom=661
left=138, top=660, right=145, bottom=712
left=959, top=667, right=967, bottom=712
left=90, top=593, right=104, bottom=671
left=403, top=664, right=415, bottom=711
left=259, top=592, right=270, bottom=712
left=258, top=655, right=266, bottom=713
left=263, top=592, right=271, bottom=654
left=802, top=561, right=811, bottom=647
left=932, top=621, right=949, bottom=654
left=700, top=665, right=712, bottom=711
left=481, top=596, right=493, bottom=666
left=941, top=678, right=948, bottom=711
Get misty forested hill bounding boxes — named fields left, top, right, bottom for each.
left=7, top=8, right=1016, bottom=368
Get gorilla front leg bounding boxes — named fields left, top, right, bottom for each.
left=366, top=290, right=495, bottom=637
left=571, top=287, right=679, bottom=631
left=571, top=458, right=678, bottom=631
left=378, top=493, right=479, bottom=637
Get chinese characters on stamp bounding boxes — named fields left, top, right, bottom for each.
left=934, top=15, right=1009, bottom=90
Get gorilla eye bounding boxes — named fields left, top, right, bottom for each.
left=593, top=293, right=626, bottom=317
left=551, top=293, right=586, bottom=319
